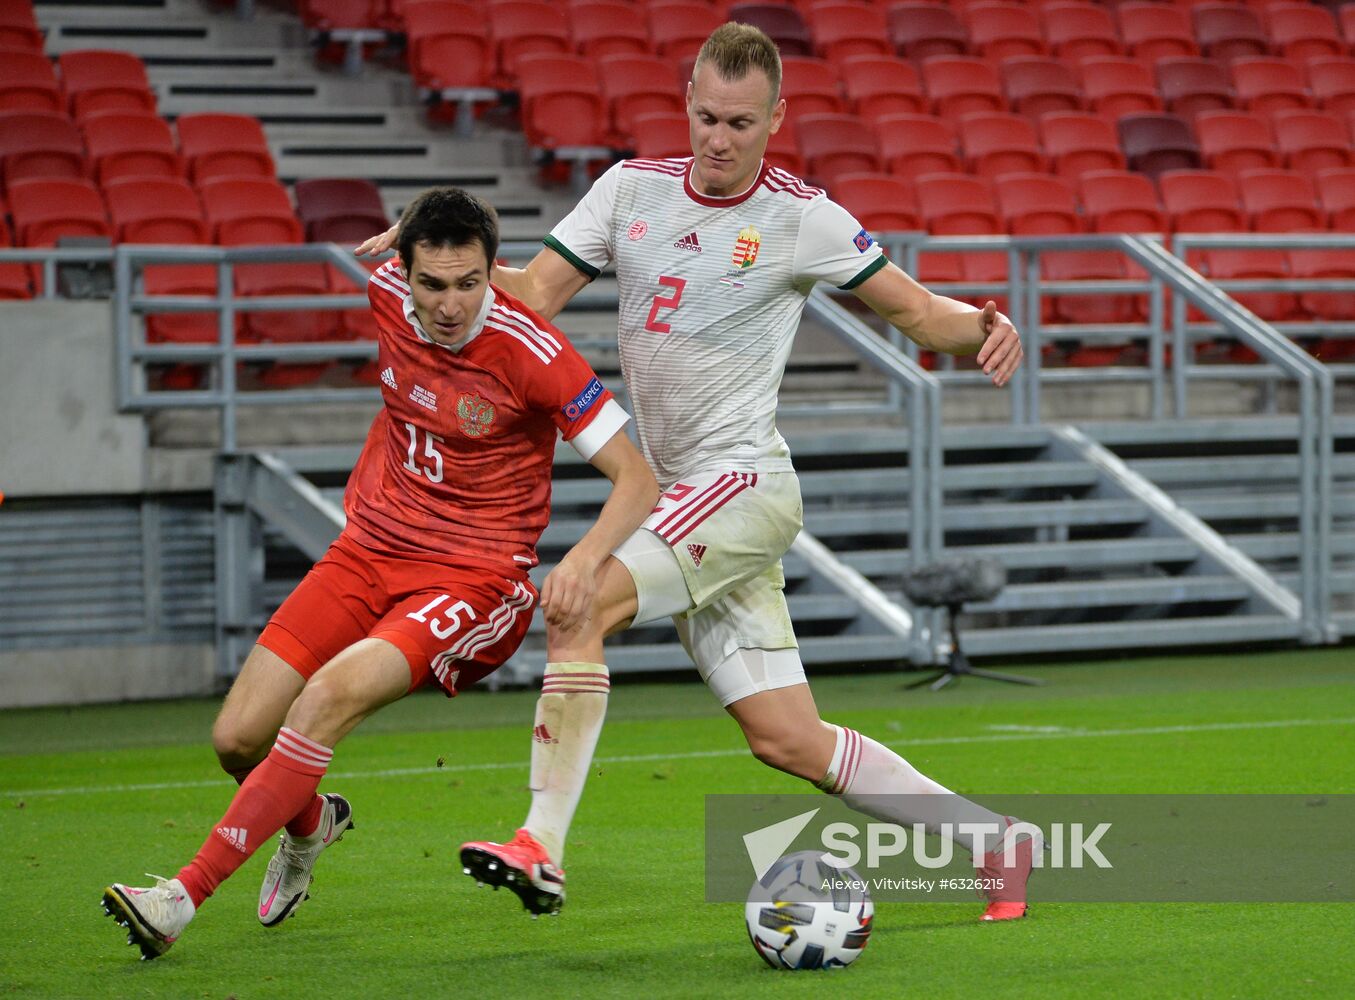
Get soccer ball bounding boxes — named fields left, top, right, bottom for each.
left=744, top=851, right=874, bottom=970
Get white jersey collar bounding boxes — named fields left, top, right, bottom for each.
left=403, top=284, right=495, bottom=352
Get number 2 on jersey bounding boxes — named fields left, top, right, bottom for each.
left=645, top=275, right=687, bottom=334
left=403, top=422, right=444, bottom=484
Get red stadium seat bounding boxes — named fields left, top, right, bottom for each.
left=1271, top=108, right=1355, bottom=173
left=1039, top=111, right=1127, bottom=178
left=1077, top=56, right=1163, bottom=120
left=1041, top=2, right=1123, bottom=61
left=57, top=50, right=156, bottom=119
left=401, top=1, right=493, bottom=91
left=1194, top=110, right=1282, bottom=177
left=1306, top=57, right=1355, bottom=116
left=1230, top=57, right=1314, bottom=114
left=0, top=4, right=42, bottom=51
left=839, top=55, right=926, bottom=123
left=570, top=1, right=650, bottom=60
left=1118, top=1, right=1199, bottom=65
left=887, top=4, right=969, bottom=62
left=177, top=113, right=275, bottom=182
left=1000, top=56, right=1083, bottom=118
left=0, top=49, right=62, bottom=113
left=0, top=111, right=86, bottom=186
left=199, top=176, right=302, bottom=245
left=1265, top=3, right=1344, bottom=60
left=831, top=172, right=922, bottom=233
left=1341, top=4, right=1355, bottom=48
left=915, top=173, right=1002, bottom=233
left=1156, top=57, right=1235, bottom=121
left=104, top=176, right=209, bottom=244
left=1316, top=166, right=1355, bottom=228
left=648, top=2, right=723, bottom=62
left=629, top=111, right=691, bottom=159
left=1118, top=113, right=1203, bottom=179
left=959, top=111, right=1047, bottom=178
left=778, top=56, right=845, bottom=128
left=764, top=116, right=804, bottom=176
left=921, top=56, right=1006, bottom=118
left=516, top=53, right=610, bottom=150
left=7, top=177, right=109, bottom=246
left=966, top=3, right=1047, bottom=60
left=300, top=0, right=382, bottom=30
left=1237, top=168, right=1325, bottom=231
left=727, top=3, right=813, bottom=56
left=294, top=177, right=390, bottom=243
left=0, top=218, right=33, bottom=299
left=1079, top=169, right=1168, bottom=233
left=488, top=1, right=571, bottom=84
left=913, top=171, right=1008, bottom=304
left=1159, top=168, right=1295, bottom=320
left=1191, top=3, right=1269, bottom=61
left=794, top=112, right=881, bottom=188
left=807, top=2, right=891, bottom=63
left=873, top=113, right=962, bottom=182
left=599, top=54, right=685, bottom=141
left=996, top=172, right=1080, bottom=233
left=81, top=112, right=183, bottom=184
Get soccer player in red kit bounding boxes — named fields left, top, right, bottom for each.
left=100, top=187, right=659, bottom=960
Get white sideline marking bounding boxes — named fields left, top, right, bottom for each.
left=3, top=716, right=1352, bottom=800
left=986, top=724, right=1071, bottom=734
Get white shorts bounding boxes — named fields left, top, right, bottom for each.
left=613, top=470, right=807, bottom=705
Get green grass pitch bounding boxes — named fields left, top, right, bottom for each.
left=2, top=648, right=1353, bottom=999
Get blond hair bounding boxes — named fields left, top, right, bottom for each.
left=692, top=22, right=782, bottom=103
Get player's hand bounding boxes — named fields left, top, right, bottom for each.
left=354, top=223, right=399, bottom=257
left=975, top=301, right=1023, bottom=388
left=540, top=552, right=599, bottom=633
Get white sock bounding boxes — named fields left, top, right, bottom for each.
left=817, top=725, right=1007, bottom=857
left=522, top=661, right=610, bottom=865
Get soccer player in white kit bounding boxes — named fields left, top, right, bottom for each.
left=361, top=23, right=1033, bottom=922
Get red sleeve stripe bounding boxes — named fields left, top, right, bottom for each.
left=653, top=473, right=754, bottom=544
left=763, top=171, right=821, bottom=201
left=623, top=157, right=687, bottom=175
left=623, top=161, right=687, bottom=178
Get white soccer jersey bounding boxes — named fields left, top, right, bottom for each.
left=547, top=157, right=887, bottom=485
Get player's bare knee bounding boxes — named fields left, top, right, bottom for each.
left=211, top=715, right=268, bottom=770
left=746, top=731, right=814, bottom=778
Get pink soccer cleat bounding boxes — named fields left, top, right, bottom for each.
left=460, top=828, right=565, bottom=916
left=977, top=816, right=1041, bottom=922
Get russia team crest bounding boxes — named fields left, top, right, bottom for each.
left=731, top=226, right=761, bottom=269
left=456, top=391, right=496, bottom=437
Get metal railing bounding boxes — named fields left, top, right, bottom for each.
left=97, top=235, right=1335, bottom=641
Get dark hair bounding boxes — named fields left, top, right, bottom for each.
left=396, top=186, right=499, bottom=273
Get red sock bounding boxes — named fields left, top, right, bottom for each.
left=225, top=759, right=323, bottom=836
left=177, top=728, right=333, bottom=907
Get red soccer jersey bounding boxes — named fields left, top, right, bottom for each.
left=343, top=259, right=626, bottom=576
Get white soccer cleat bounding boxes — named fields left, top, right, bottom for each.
left=257, top=792, right=355, bottom=927
left=102, top=875, right=195, bottom=961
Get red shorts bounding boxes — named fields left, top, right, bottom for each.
left=259, top=532, right=537, bottom=696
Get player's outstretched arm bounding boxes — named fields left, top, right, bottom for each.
left=851, top=261, right=1024, bottom=387
left=540, top=430, right=659, bottom=633
left=491, top=249, right=591, bottom=322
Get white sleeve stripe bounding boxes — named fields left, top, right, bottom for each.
left=369, top=272, right=409, bottom=299
left=376, top=260, right=408, bottom=285
left=495, top=302, right=563, bottom=351
left=491, top=307, right=561, bottom=359
left=491, top=305, right=562, bottom=355
left=567, top=398, right=630, bottom=462
left=500, top=326, right=554, bottom=364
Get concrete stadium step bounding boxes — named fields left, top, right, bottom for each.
left=797, top=461, right=1098, bottom=500
left=1127, top=454, right=1355, bottom=483
left=1182, top=494, right=1355, bottom=521
left=1275, top=570, right=1355, bottom=596
left=970, top=575, right=1252, bottom=612
left=1230, top=532, right=1355, bottom=561
left=796, top=498, right=1149, bottom=539
left=789, top=537, right=1202, bottom=580
left=961, top=614, right=1300, bottom=657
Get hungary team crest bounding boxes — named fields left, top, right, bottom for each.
left=456, top=391, right=496, bottom=437
left=731, top=226, right=761, bottom=269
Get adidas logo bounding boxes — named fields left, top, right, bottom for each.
left=380, top=366, right=398, bottom=391
left=674, top=231, right=702, bottom=253
left=687, top=543, right=707, bottom=568
left=533, top=723, right=558, bottom=745
left=216, top=825, right=248, bottom=852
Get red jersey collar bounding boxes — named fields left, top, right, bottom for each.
left=683, top=158, right=769, bottom=208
